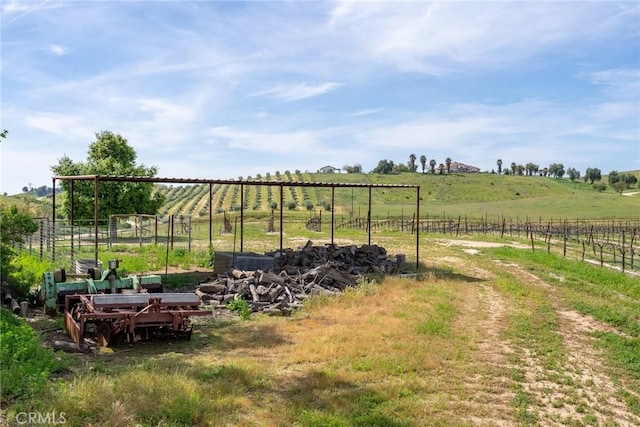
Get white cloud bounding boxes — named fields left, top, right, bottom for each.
left=327, top=1, right=639, bottom=73
left=247, top=82, right=343, bottom=101
left=47, top=43, right=69, bottom=56
left=347, top=108, right=384, bottom=118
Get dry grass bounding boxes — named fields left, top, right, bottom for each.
left=5, top=237, right=640, bottom=426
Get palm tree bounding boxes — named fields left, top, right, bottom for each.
left=429, top=159, right=437, bottom=174
left=438, top=163, right=445, bottom=174
left=420, top=155, right=427, bottom=174
left=511, top=162, right=517, bottom=175
left=497, top=159, right=503, bottom=175
left=409, top=154, right=417, bottom=172
left=445, top=157, right=452, bottom=174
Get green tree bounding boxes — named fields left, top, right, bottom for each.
left=372, top=159, right=394, bottom=174
left=613, top=181, right=627, bottom=194
left=429, top=159, right=436, bottom=174
left=394, top=163, right=410, bottom=173
left=408, top=154, right=417, bottom=172
left=548, top=163, right=565, bottom=179
left=445, top=157, right=452, bottom=174
left=510, top=162, right=517, bottom=175
left=608, top=171, right=620, bottom=185
left=420, top=155, right=427, bottom=174
left=0, top=204, right=39, bottom=288
left=625, top=174, right=638, bottom=188
left=525, top=162, right=539, bottom=176
left=496, top=159, right=502, bottom=175
left=584, top=167, right=602, bottom=184
left=50, top=131, right=165, bottom=221
left=567, top=167, right=580, bottom=182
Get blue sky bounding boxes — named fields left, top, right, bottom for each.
left=1, top=0, right=639, bottom=195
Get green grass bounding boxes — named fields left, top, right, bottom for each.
left=0, top=308, right=69, bottom=401
left=486, top=247, right=640, bottom=417
left=148, top=171, right=640, bottom=222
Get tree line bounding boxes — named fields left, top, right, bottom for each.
left=345, top=154, right=637, bottom=193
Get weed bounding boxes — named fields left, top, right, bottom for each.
left=227, top=297, right=251, bottom=320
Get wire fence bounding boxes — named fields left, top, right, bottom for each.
left=14, top=213, right=640, bottom=274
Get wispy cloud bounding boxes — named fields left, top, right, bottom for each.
left=347, top=108, right=384, bottom=118
left=47, top=43, right=69, bottom=56
left=247, top=82, right=343, bottom=101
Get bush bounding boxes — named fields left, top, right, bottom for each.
left=593, top=183, right=607, bottom=192
left=0, top=308, right=68, bottom=400
left=286, top=201, right=297, bottom=211
left=8, top=253, right=53, bottom=298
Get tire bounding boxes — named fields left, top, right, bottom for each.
left=87, top=267, right=102, bottom=280
left=53, top=268, right=66, bottom=283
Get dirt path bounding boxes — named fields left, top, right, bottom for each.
left=493, top=261, right=640, bottom=426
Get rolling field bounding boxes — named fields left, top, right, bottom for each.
left=154, top=171, right=640, bottom=221
left=4, top=235, right=640, bottom=426
left=2, top=171, right=639, bottom=426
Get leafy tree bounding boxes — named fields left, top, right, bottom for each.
left=567, top=167, right=580, bottom=182
left=584, top=167, right=602, bottom=184
left=408, top=154, right=417, bottom=173
left=613, top=181, right=627, bottom=194
left=372, top=159, right=394, bottom=174
left=548, top=163, right=565, bottom=179
left=420, top=155, right=427, bottom=174
left=429, top=159, right=436, bottom=174
left=394, top=163, right=410, bottom=173
left=608, top=170, right=620, bottom=185
left=0, top=204, right=39, bottom=288
left=510, top=162, right=517, bottom=175
left=438, top=163, right=445, bottom=174
left=625, top=174, right=638, bottom=188
left=445, top=157, right=452, bottom=174
left=0, top=129, right=7, bottom=140
left=343, top=164, right=362, bottom=173
left=516, top=164, right=525, bottom=175
left=496, top=159, right=502, bottom=175
left=525, top=163, right=539, bottom=176
left=592, top=182, right=607, bottom=192
left=50, top=131, right=165, bottom=221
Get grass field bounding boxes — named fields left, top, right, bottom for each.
left=3, top=233, right=639, bottom=426
left=145, top=171, right=640, bottom=221
left=2, top=171, right=639, bottom=426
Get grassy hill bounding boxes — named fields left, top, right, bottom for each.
left=154, top=171, right=639, bottom=221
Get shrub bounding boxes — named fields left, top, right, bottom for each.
left=0, top=308, right=69, bottom=400
left=593, top=183, right=607, bottom=192
left=8, top=253, right=53, bottom=297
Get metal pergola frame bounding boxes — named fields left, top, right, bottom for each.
left=52, top=175, right=421, bottom=271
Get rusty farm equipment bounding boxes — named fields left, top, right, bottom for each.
left=38, top=260, right=211, bottom=346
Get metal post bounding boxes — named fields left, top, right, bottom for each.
left=279, top=184, right=284, bottom=257
left=416, top=186, right=420, bottom=272
left=93, top=176, right=99, bottom=268
left=208, top=183, right=212, bottom=247
left=52, top=178, right=56, bottom=262
left=331, top=186, right=335, bottom=245
left=70, top=180, right=74, bottom=271
left=240, top=183, right=244, bottom=252
left=367, top=186, right=372, bottom=245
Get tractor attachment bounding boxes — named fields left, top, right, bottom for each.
left=64, top=292, right=211, bottom=346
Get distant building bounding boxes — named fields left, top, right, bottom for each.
left=317, top=165, right=341, bottom=173
left=450, top=162, right=480, bottom=173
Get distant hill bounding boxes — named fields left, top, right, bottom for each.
left=153, top=170, right=639, bottom=221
